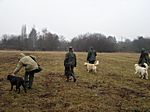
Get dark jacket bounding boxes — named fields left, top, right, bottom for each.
left=87, top=49, right=97, bottom=62
left=64, top=51, right=77, bottom=67
left=138, top=50, right=150, bottom=66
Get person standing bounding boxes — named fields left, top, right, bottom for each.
left=87, top=47, right=97, bottom=64
left=12, top=53, right=39, bottom=89
left=64, top=46, right=77, bottom=82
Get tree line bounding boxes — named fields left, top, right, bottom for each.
left=0, top=27, right=150, bottom=52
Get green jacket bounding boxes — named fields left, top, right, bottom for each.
left=64, top=51, right=77, bottom=67
left=87, top=49, right=97, bottom=62
left=138, top=50, right=150, bottom=66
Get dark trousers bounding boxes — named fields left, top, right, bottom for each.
left=64, top=66, right=76, bottom=80
left=24, top=71, right=35, bottom=88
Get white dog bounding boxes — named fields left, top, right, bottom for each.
left=84, top=61, right=99, bottom=73
left=134, top=63, right=149, bottom=79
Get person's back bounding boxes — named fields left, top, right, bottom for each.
left=19, top=56, right=38, bottom=72
left=65, top=52, right=76, bottom=67
left=138, top=48, right=150, bottom=67
left=87, top=47, right=97, bottom=64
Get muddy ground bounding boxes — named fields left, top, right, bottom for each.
left=0, top=51, right=150, bottom=112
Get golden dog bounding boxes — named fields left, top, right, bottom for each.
left=134, top=63, right=148, bottom=79
left=84, top=61, right=99, bottom=73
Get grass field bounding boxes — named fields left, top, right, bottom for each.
left=0, top=51, right=150, bottom=112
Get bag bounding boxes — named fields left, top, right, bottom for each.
left=34, top=65, right=42, bottom=73
left=30, top=56, right=42, bottom=73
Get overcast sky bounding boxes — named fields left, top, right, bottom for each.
left=0, top=0, right=150, bottom=41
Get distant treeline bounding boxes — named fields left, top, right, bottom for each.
left=0, top=28, right=150, bottom=52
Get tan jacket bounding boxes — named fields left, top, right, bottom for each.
left=14, top=56, right=38, bottom=74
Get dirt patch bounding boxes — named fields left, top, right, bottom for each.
left=107, top=72, right=122, bottom=81
left=41, top=101, right=57, bottom=109
left=117, top=87, right=147, bottom=98
left=135, top=82, right=150, bottom=90
left=0, top=81, right=7, bottom=97
left=0, top=78, right=4, bottom=82
left=0, top=88, right=5, bottom=97
left=76, top=81, right=92, bottom=88
left=39, top=91, right=57, bottom=98
left=48, top=72, right=64, bottom=77
left=1, top=100, right=11, bottom=107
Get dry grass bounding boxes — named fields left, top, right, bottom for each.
left=0, top=51, right=150, bottom=112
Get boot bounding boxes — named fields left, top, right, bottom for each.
left=66, top=76, right=69, bottom=82
left=74, top=78, right=76, bottom=82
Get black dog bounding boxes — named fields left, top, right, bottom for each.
left=7, top=75, right=27, bottom=94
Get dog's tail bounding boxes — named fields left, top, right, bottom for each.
left=94, top=60, right=99, bottom=66
left=144, top=63, right=149, bottom=70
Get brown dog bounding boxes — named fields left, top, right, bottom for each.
left=7, top=75, right=27, bottom=93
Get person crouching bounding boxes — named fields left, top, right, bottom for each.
left=12, top=53, right=39, bottom=89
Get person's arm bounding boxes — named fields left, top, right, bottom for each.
left=74, top=54, right=77, bottom=67
left=145, top=53, right=150, bottom=65
left=138, top=54, right=143, bottom=64
left=87, top=51, right=90, bottom=61
left=64, top=53, right=68, bottom=66
left=12, top=61, right=23, bottom=75
left=95, top=51, right=97, bottom=56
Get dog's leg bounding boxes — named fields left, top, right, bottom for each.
left=93, top=68, right=96, bottom=73
left=16, top=85, right=21, bottom=94
left=145, top=71, right=148, bottom=79
left=95, top=67, right=97, bottom=73
left=138, top=72, right=142, bottom=78
left=139, top=74, right=141, bottom=78
left=22, top=82, right=27, bottom=93
left=10, top=84, right=13, bottom=91
left=86, top=67, right=89, bottom=72
left=141, top=73, right=144, bottom=79
left=16, top=82, right=21, bottom=94
left=15, top=85, right=18, bottom=93
left=18, top=88, right=20, bottom=94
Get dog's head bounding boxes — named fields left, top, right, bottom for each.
left=7, top=75, right=13, bottom=80
left=134, top=64, right=139, bottom=68
left=84, top=62, right=88, bottom=66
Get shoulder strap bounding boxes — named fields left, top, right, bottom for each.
left=30, top=56, right=36, bottom=62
